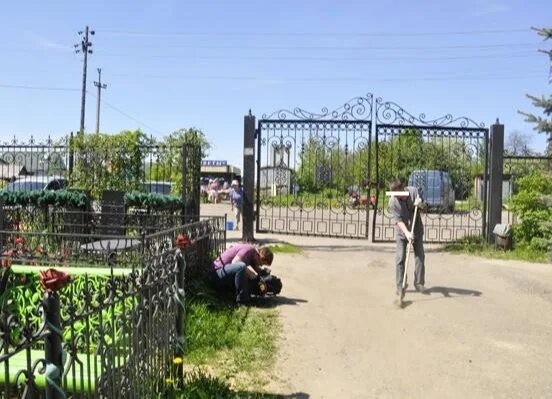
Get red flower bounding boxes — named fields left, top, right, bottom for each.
left=39, top=268, right=72, bottom=292
left=14, top=237, right=25, bottom=247
left=176, top=234, right=191, bottom=249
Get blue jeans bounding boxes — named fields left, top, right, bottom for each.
left=213, top=262, right=251, bottom=303
left=395, top=236, right=425, bottom=291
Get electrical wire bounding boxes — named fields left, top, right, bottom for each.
left=0, top=42, right=541, bottom=53
left=108, top=72, right=544, bottom=82
left=86, top=91, right=164, bottom=135
left=99, top=28, right=530, bottom=37
left=0, top=83, right=79, bottom=91
left=93, top=50, right=538, bottom=61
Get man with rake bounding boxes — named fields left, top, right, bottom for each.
left=388, top=179, right=429, bottom=306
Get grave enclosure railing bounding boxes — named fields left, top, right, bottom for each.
left=0, top=209, right=225, bottom=399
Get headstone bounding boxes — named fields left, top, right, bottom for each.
left=99, top=191, right=125, bottom=236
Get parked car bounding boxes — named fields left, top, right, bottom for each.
left=142, top=181, right=173, bottom=195
left=2, top=175, right=68, bottom=192
left=408, top=170, right=455, bottom=213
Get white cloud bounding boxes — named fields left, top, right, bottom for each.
left=472, top=0, right=510, bottom=16
left=25, top=32, right=71, bottom=52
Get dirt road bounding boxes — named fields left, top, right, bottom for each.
left=249, top=234, right=552, bottom=399
left=203, top=204, right=552, bottom=398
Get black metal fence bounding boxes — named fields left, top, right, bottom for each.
left=503, top=155, right=552, bottom=225
left=254, top=94, right=490, bottom=243
left=372, top=99, right=489, bottom=242
left=256, top=96, right=373, bottom=238
left=0, top=214, right=225, bottom=398
left=0, top=134, right=201, bottom=206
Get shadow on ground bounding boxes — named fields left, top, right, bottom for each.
left=254, top=295, right=308, bottom=308
left=227, top=236, right=446, bottom=254
left=424, top=286, right=482, bottom=297
left=233, top=392, right=310, bottom=399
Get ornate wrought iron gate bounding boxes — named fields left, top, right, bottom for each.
left=255, top=95, right=373, bottom=238
left=372, top=99, right=489, bottom=243
left=255, top=94, right=489, bottom=242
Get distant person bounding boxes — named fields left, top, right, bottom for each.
left=229, top=180, right=243, bottom=230
left=388, top=179, right=427, bottom=303
left=208, top=179, right=220, bottom=203
left=292, top=182, right=300, bottom=200
left=211, top=244, right=274, bottom=305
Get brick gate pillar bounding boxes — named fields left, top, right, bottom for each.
left=242, top=111, right=256, bottom=242
left=487, top=119, right=504, bottom=243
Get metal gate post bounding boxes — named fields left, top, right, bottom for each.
left=44, top=291, right=63, bottom=399
left=242, top=111, right=256, bottom=242
left=181, top=143, right=188, bottom=222
left=487, top=119, right=504, bottom=243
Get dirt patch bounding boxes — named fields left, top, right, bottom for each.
left=259, top=235, right=552, bottom=399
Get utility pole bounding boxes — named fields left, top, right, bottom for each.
left=74, top=26, right=94, bottom=136
left=93, top=68, right=107, bottom=134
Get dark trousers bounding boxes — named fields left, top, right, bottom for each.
left=395, top=236, right=425, bottom=291
left=213, top=262, right=250, bottom=303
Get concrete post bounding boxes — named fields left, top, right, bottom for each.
left=487, top=119, right=504, bottom=243
left=242, top=111, right=256, bottom=242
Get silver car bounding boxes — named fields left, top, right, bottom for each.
left=3, top=175, right=68, bottom=192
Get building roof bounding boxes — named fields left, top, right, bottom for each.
left=201, top=164, right=241, bottom=175
left=0, top=163, right=29, bottom=180
left=0, top=151, right=66, bottom=174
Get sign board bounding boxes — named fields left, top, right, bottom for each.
left=201, top=160, right=228, bottom=167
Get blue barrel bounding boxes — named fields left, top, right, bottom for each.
left=226, top=221, right=234, bottom=231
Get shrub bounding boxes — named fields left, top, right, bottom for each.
left=511, top=171, right=552, bottom=254
left=0, top=189, right=88, bottom=208
left=125, top=191, right=183, bottom=211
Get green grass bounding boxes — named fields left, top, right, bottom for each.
left=266, top=243, right=302, bottom=254
left=163, top=367, right=285, bottom=398
left=184, top=279, right=280, bottom=391
left=444, top=235, right=551, bottom=263
left=454, top=199, right=482, bottom=213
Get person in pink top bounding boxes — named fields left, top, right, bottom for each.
left=212, top=244, right=274, bottom=304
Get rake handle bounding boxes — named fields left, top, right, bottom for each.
left=402, top=202, right=419, bottom=290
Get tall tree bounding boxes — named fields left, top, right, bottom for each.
left=518, top=27, right=552, bottom=158
left=148, top=127, right=211, bottom=195
left=71, top=130, right=153, bottom=198
left=505, top=130, right=535, bottom=156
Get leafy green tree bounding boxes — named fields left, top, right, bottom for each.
left=518, top=27, right=552, bottom=158
left=295, top=136, right=331, bottom=193
left=373, top=128, right=424, bottom=187
left=511, top=171, right=552, bottom=255
left=148, top=128, right=211, bottom=195
left=71, top=130, right=153, bottom=198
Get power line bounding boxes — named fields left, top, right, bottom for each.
left=0, top=42, right=541, bottom=53
left=99, top=27, right=530, bottom=37
left=86, top=91, right=164, bottom=136
left=1, top=70, right=544, bottom=92
left=94, top=50, right=538, bottom=62
left=108, top=72, right=544, bottom=82
left=0, top=83, right=79, bottom=91
left=119, top=42, right=542, bottom=51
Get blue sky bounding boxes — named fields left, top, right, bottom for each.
left=0, top=0, right=551, bottom=170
